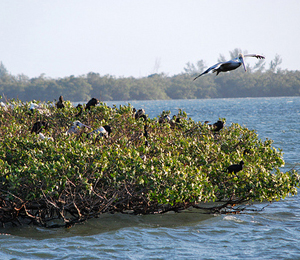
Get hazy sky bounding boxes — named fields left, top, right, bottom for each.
left=0, top=0, right=299, bottom=79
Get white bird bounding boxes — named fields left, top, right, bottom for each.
left=193, top=53, right=265, bottom=80
left=0, top=102, right=8, bottom=111
left=87, top=125, right=112, bottom=139
left=66, top=120, right=91, bottom=135
left=29, top=102, right=51, bottom=116
left=30, top=102, right=41, bottom=111
left=38, top=133, right=54, bottom=141
left=87, top=126, right=108, bottom=138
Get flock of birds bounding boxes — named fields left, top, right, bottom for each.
left=4, top=53, right=264, bottom=175
left=28, top=94, right=243, bottom=175
left=30, top=97, right=112, bottom=142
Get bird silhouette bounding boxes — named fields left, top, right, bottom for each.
left=134, top=108, right=147, bottom=121
left=31, top=121, right=49, bottom=134
left=211, top=120, right=224, bottom=132
left=158, top=114, right=171, bottom=124
left=56, top=96, right=65, bottom=109
left=75, top=104, right=83, bottom=118
left=227, top=161, right=244, bottom=174
left=85, top=98, right=98, bottom=110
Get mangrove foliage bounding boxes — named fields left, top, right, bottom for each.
left=0, top=99, right=299, bottom=227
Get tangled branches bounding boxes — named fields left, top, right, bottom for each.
left=0, top=100, right=299, bottom=228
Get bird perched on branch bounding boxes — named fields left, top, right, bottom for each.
left=31, top=121, right=49, bottom=134
left=87, top=125, right=112, bottom=139
left=211, top=120, right=224, bottom=132
left=158, top=114, right=171, bottom=124
left=56, top=96, right=65, bottom=109
left=75, top=104, right=83, bottom=118
left=0, top=102, right=8, bottom=111
left=134, top=108, right=147, bottom=121
left=96, top=125, right=112, bottom=141
left=193, top=53, right=265, bottom=80
left=227, top=161, right=244, bottom=174
left=85, top=98, right=98, bottom=110
left=29, top=102, right=50, bottom=116
left=38, top=133, right=53, bottom=141
left=66, top=120, right=91, bottom=135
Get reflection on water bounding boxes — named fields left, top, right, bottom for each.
left=1, top=198, right=300, bottom=259
left=1, top=97, right=300, bottom=259
left=1, top=210, right=213, bottom=239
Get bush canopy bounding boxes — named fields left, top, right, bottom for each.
left=0, top=99, right=299, bottom=228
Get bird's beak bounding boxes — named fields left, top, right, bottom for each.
left=241, top=56, right=247, bottom=72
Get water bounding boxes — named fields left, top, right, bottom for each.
left=1, top=97, right=300, bottom=259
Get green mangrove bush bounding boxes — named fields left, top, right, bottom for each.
left=0, top=99, right=299, bottom=227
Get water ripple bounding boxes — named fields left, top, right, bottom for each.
left=1, top=97, right=300, bottom=259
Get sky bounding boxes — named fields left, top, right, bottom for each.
left=0, top=0, right=299, bottom=79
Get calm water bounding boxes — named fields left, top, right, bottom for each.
left=1, top=97, right=300, bottom=259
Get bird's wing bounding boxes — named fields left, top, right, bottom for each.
left=244, top=54, right=265, bottom=59
left=193, top=62, right=223, bottom=81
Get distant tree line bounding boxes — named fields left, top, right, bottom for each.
left=1, top=49, right=300, bottom=102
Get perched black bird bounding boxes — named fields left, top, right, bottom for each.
left=134, top=108, right=147, bottom=121
left=103, top=125, right=112, bottom=136
left=85, top=98, right=99, bottom=110
left=227, top=161, right=244, bottom=174
left=31, top=121, right=49, bottom=134
left=158, top=114, right=170, bottom=124
left=56, top=96, right=65, bottom=109
left=75, top=104, right=83, bottom=117
left=175, top=117, right=181, bottom=124
left=170, top=115, right=183, bottom=128
left=211, top=120, right=224, bottom=132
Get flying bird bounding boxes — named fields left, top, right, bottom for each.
left=193, top=53, right=265, bottom=80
